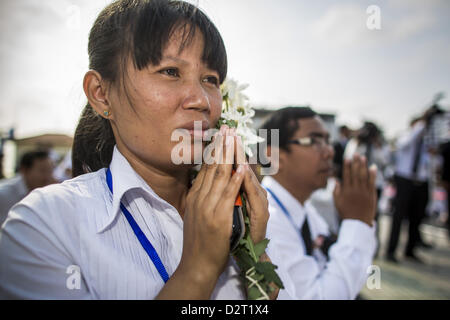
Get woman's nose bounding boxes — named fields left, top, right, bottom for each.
left=182, top=80, right=211, bottom=112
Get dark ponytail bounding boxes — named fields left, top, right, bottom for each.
left=72, top=103, right=115, bottom=177
left=72, top=0, right=227, bottom=177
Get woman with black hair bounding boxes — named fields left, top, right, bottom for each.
left=0, top=0, right=273, bottom=299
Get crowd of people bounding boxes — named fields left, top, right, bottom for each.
left=0, top=0, right=448, bottom=300
left=330, top=105, right=448, bottom=264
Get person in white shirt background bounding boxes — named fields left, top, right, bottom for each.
left=259, top=106, right=378, bottom=300
left=0, top=150, right=55, bottom=226
left=386, top=105, right=442, bottom=263
left=0, top=0, right=276, bottom=300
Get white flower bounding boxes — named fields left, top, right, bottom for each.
left=221, top=78, right=249, bottom=110
left=220, top=78, right=264, bottom=157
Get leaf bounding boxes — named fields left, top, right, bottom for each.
left=253, top=238, right=269, bottom=259
left=241, top=199, right=251, bottom=226
left=247, top=286, right=262, bottom=300
left=233, top=247, right=255, bottom=271
left=255, top=262, right=285, bottom=289
left=241, top=237, right=250, bottom=252
left=245, top=234, right=258, bottom=262
left=254, top=261, right=275, bottom=274
left=253, top=273, right=265, bottom=282
left=238, top=237, right=247, bottom=246
left=223, top=119, right=238, bottom=128
left=270, top=272, right=284, bottom=290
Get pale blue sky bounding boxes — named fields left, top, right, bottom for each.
left=0, top=0, right=449, bottom=139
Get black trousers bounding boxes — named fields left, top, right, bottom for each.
left=447, top=190, right=450, bottom=235
left=387, top=175, right=429, bottom=256
left=374, top=188, right=382, bottom=256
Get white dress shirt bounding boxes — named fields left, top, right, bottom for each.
left=394, top=121, right=430, bottom=182
left=262, top=176, right=376, bottom=300
left=0, top=175, right=29, bottom=226
left=309, top=178, right=340, bottom=235
left=0, top=146, right=245, bottom=299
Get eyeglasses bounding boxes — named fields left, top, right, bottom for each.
left=288, top=135, right=331, bottom=151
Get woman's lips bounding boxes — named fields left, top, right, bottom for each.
left=188, top=129, right=208, bottom=139
left=178, top=120, right=211, bottom=139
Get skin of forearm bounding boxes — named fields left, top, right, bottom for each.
left=157, top=253, right=281, bottom=300
left=155, top=265, right=219, bottom=300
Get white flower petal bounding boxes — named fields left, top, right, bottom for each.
left=220, top=78, right=263, bottom=156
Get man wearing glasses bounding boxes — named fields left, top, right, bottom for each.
left=259, top=107, right=377, bottom=299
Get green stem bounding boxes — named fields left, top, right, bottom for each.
left=241, top=196, right=258, bottom=263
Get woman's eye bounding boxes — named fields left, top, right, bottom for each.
left=160, top=68, right=179, bottom=77
left=203, top=76, right=219, bottom=86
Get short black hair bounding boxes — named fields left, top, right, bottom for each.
left=259, top=106, right=317, bottom=153
left=89, top=0, right=227, bottom=85
left=19, top=151, right=50, bottom=170
left=358, top=121, right=381, bottom=143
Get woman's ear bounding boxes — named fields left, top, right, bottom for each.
left=83, top=70, right=113, bottom=119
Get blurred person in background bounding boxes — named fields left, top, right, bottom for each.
left=332, top=125, right=352, bottom=180
left=53, top=150, right=73, bottom=183
left=387, top=105, right=443, bottom=263
left=0, top=152, right=4, bottom=180
left=0, top=150, right=55, bottom=225
left=260, top=107, right=377, bottom=299
left=344, top=121, right=390, bottom=256
left=439, top=140, right=450, bottom=238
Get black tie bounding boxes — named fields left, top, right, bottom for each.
left=301, top=216, right=337, bottom=258
left=365, top=142, right=373, bottom=164
left=412, top=133, right=424, bottom=176
left=321, top=234, right=338, bottom=259
left=301, top=217, right=313, bottom=256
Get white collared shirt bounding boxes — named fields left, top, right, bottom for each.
left=394, top=121, right=430, bottom=182
left=0, top=174, right=29, bottom=226
left=0, top=146, right=245, bottom=299
left=262, top=176, right=376, bottom=300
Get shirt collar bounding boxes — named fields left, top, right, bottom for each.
left=17, top=174, right=29, bottom=196
left=261, top=176, right=307, bottom=227
left=97, top=145, right=164, bottom=233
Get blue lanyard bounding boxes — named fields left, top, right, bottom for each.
left=264, top=187, right=305, bottom=244
left=106, top=168, right=170, bottom=283
left=264, top=187, right=295, bottom=225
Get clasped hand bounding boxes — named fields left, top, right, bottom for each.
left=179, top=126, right=270, bottom=282
left=333, top=154, right=377, bottom=227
